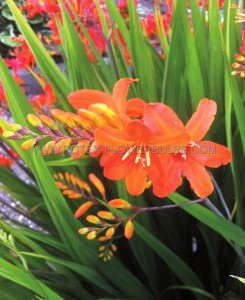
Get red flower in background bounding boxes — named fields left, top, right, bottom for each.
left=30, top=83, right=56, bottom=114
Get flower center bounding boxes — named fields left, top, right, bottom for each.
left=121, top=145, right=151, bottom=167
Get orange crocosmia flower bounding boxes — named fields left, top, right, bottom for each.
left=68, top=78, right=145, bottom=128
left=95, top=119, right=189, bottom=196
left=144, top=99, right=232, bottom=198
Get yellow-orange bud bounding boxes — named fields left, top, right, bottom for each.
left=232, top=63, right=240, bottom=69
left=234, top=53, right=244, bottom=61
left=98, top=236, right=108, bottom=242
left=78, top=109, right=107, bottom=127
left=111, top=244, right=117, bottom=252
left=27, top=114, right=42, bottom=127
left=51, top=109, right=76, bottom=128
left=72, top=140, right=90, bottom=160
left=9, top=123, right=22, bottom=132
left=86, top=215, right=101, bottom=225
left=76, top=179, right=91, bottom=193
left=97, top=211, right=115, bottom=220
left=39, top=115, right=58, bottom=130
left=98, top=245, right=105, bottom=252
left=55, top=182, right=67, bottom=189
left=54, top=138, right=72, bottom=154
left=2, top=131, right=22, bottom=139
left=78, top=228, right=89, bottom=234
left=65, top=172, right=70, bottom=183
left=105, top=227, right=115, bottom=239
left=74, top=201, right=94, bottom=218
left=21, top=139, right=37, bottom=151
left=68, top=192, right=83, bottom=199
left=89, top=173, right=106, bottom=200
left=108, top=199, right=132, bottom=209
left=87, top=231, right=97, bottom=240
left=89, top=103, right=122, bottom=129
left=63, top=190, right=73, bottom=195
left=42, top=141, right=56, bottom=156
left=125, top=220, right=134, bottom=240
left=65, top=112, right=91, bottom=130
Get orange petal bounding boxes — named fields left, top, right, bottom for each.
left=126, top=97, right=145, bottom=118
left=103, top=153, right=133, bottom=180
left=68, top=90, right=113, bottom=109
left=124, top=120, right=155, bottom=143
left=144, top=103, right=185, bottom=135
left=155, top=132, right=190, bottom=152
left=95, top=126, right=133, bottom=149
left=151, top=155, right=182, bottom=198
left=189, top=141, right=232, bottom=168
left=125, top=163, right=147, bottom=195
left=182, top=158, right=214, bottom=198
left=185, top=99, right=217, bottom=142
left=112, top=78, right=138, bottom=113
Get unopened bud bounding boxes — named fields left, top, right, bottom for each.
left=125, top=220, right=134, bottom=240
left=27, top=114, right=42, bottom=127
left=86, top=215, right=101, bottom=225
left=88, top=173, right=106, bottom=200
left=74, top=201, right=94, bottom=218
left=108, top=199, right=132, bottom=209
left=21, top=138, right=37, bottom=150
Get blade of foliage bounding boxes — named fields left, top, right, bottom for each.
left=0, top=259, right=63, bottom=300
left=127, top=0, right=160, bottom=101
left=208, top=0, right=224, bottom=104
left=168, top=193, right=245, bottom=248
left=166, top=285, right=218, bottom=300
left=58, top=0, right=101, bottom=90
left=20, top=252, right=120, bottom=296
left=154, top=4, right=169, bottom=58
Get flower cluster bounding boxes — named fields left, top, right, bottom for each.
left=2, top=78, right=232, bottom=199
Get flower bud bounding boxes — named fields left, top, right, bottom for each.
left=72, top=140, right=90, bottom=160
left=74, top=201, right=94, bottom=218
left=97, top=211, right=115, bottom=220
left=105, top=227, right=115, bottom=239
left=78, top=228, right=89, bottom=234
left=86, top=215, right=101, bottom=225
left=53, top=138, right=72, bottom=154
left=87, top=231, right=97, bottom=240
left=42, top=141, right=56, bottom=156
left=125, top=220, right=134, bottom=240
left=3, top=131, right=23, bottom=140
left=21, top=138, right=37, bottom=150
left=108, top=199, right=132, bottom=209
left=89, top=173, right=106, bottom=200
left=39, top=115, right=59, bottom=130
left=27, top=114, right=42, bottom=127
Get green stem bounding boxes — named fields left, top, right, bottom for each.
left=210, top=174, right=231, bottom=220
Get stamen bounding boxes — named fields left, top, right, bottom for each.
left=135, top=146, right=142, bottom=164
left=139, top=157, right=146, bottom=168
left=180, top=148, right=187, bottom=159
left=145, top=150, right=151, bottom=167
left=189, top=140, right=200, bottom=148
left=122, top=145, right=136, bottom=161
